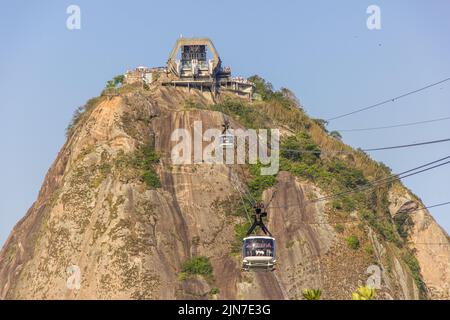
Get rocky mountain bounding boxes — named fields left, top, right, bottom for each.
left=0, top=75, right=449, bottom=300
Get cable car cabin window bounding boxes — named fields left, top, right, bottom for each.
left=243, top=238, right=275, bottom=257
left=219, top=133, right=234, bottom=148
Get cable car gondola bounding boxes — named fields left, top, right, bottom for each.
left=242, top=204, right=276, bottom=271
left=219, top=118, right=234, bottom=149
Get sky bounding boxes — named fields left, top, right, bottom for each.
left=0, top=0, right=449, bottom=247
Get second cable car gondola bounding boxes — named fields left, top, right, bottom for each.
left=242, top=203, right=276, bottom=271
left=219, top=118, right=234, bottom=149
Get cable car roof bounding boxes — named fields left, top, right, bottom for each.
left=243, top=236, right=275, bottom=240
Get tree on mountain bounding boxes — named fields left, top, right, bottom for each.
left=106, top=74, right=125, bottom=89
left=329, top=130, right=342, bottom=140
left=248, top=75, right=275, bottom=101
left=312, top=118, right=329, bottom=133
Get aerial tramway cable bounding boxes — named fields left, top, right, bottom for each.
left=312, top=159, right=450, bottom=203
left=326, top=77, right=450, bottom=121
left=267, top=201, right=450, bottom=225
left=334, top=115, right=450, bottom=132
left=265, top=155, right=450, bottom=208
left=278, top=137, right=450, bottom=155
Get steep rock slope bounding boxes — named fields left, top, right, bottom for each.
left=0, top=82, right=449, bottom=299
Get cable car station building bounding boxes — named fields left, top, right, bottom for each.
left=164, top=37, right=255, bottom=99
left=125, top=37, right=255, bottom=99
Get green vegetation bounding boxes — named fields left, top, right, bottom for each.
left=331, top=196, right=357, bottom=212
left=248, top=75, right=293, bottom=106
left=66, top=106, right=85, bottom=137
left=312, top=118, right=328, bottom=132
left=394, top=211, right=413, bottom=240
left=360, top=209, right=401, bottom=246
left=177, top=272, right=188, bottom=281
left=66, top=97, right=103, bottom=137
left=5, top=243, right=17, bottom=263
left=209, top=98, right=270, bottom=129
left=209, top=288, right=220, bottom=295
left=352, top=286, right=376, bottom=300
left=106, top=74, right=125, bottom=89
left=285, top=240, right=295, bottom=249
left=248, top=75, right=274, bottom=101
left=141, top=170, right=161, bottom=188
left=184, top=98, right=207, bottom=110
left=138, top=147, right=161, bottom=188
left=180, top=256, right=214, bottom=281
left=310, top=119, right=342, bottom=140
left=279, top=131, right=367, bottom=199
left=231, top=221, right=251, bottom=254
left=302, top=288, right=322, bottom=300
left=280, top=133, right=320, bottom=165
left=346, top=235, right=360, bottom=250
left=247, top=162, right=277, bottom=201
left=117, top=144, right=161, bottom=188
left=403, top=252, right=427, bottom=297
left=329, top=130, right=342, bottom=140
left=364, top=244, right=375, bottom=256
left=334, top=224, right=344, bottom=233
left=325, top=160, right=367, bottom=189
left=196, top=76, right=304, bottom=130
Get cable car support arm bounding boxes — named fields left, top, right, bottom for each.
left=246, top=204, right=272, bottom=237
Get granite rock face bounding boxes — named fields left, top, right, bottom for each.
left=0, top=84, right=448, bottom=299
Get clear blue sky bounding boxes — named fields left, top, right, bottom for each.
left=1, top=0, right=449, bottom=247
